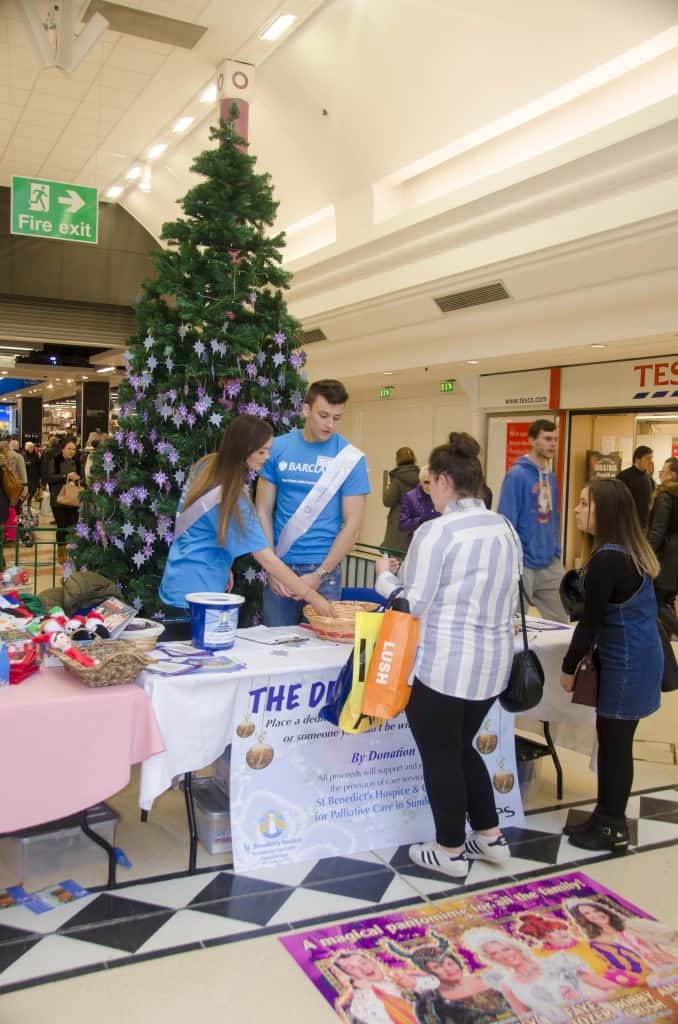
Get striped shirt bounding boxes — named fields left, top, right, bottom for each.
left=377, top=498, right=522, bottom=699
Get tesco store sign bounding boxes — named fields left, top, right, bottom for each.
left=560, top=357, right=678, bottom=408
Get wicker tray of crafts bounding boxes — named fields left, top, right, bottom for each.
left=52, top=637, right=153, bottom=687
left=303, top=600, right=380, bottom=643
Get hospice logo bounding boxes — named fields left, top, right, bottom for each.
left=259, top=809, right=285, bottom=839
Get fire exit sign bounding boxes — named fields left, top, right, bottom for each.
left=380, top=386, right=393, bottom=398
left=11, top=176, right=98, bottom=244
left=441, top=379, right=455, bottom=393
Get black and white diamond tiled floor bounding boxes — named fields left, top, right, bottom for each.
left=1, top=784, right=677, bottom=995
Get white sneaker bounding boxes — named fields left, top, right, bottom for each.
left=465, top=831, right=510, bottom=864
left=408, top=842, right=469, bottom=878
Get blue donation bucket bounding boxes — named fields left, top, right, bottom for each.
left=185, top=592, right=245, bottom=651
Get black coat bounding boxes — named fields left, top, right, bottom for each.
left=46, top=452, right=83, bottom=503
left=617, top=465, right=654, bottom=529
left=23, top=450, right=42, bottom=489
left=648, top=482, right=678, bottom=592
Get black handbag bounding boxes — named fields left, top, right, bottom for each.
left=499, top=577, right=545, bottom=713
left=572, top=648, right=599, bottom=707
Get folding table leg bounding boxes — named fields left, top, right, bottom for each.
left=80, top=815, right=117, bottom=888
left=183, top=772, right=198, bottom=873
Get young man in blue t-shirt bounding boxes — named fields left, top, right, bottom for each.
left=256, top=379, right=370, bottom=625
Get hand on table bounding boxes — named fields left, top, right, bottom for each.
left=560, top=672, right=575, bottom=693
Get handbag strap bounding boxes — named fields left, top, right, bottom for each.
left=503, top=518, right=528, bottom=654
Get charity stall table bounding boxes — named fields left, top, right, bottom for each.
left=137, top=618, right=594, bottom=875
left=0, top=666, right=165, bottom=885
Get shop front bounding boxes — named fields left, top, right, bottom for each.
left=480, top=356, right=678, bottom=570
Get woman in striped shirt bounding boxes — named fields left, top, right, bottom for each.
left=375, top=432, right=521, bottom=879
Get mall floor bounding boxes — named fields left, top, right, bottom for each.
left=1, top=519, right=678, bottom=1021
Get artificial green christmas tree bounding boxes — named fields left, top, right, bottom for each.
left=71, top=107, right=308, bottom=621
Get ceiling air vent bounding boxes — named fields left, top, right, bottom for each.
left=300, top=328, right=327, bottom=344
left=434, top=281, right=510, bottom=314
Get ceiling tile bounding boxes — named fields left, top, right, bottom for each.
left=105, top=47, right=168, bottom=74
left=29, top=93, right=81, bottom=115
left=33, top=71, right=91, bottom=99
left=10, top=67, right=39, bottom=90
left=8, top=44, right=42, bottom=70
left=99, top=66, right=153, bottom=94
left=18, top=107, right=72, bottom=130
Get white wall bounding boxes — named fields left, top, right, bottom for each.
left=339, top=390, right=473, bottom=547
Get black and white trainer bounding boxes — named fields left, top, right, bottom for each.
left=408, top=842, right=469, bottom=878
left=464, top=831, right=511, bottom=864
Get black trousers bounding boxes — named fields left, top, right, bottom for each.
left=405, top=678, right=498, bottom=847
left=596, top=715, right=639, bottom=820
left=51, top=503, right=78, bottom=545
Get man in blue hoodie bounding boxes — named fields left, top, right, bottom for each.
left=498, top=418, right=567, bottom=622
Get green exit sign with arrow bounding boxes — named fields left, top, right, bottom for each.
left=11, top=176, right=98, bottom=244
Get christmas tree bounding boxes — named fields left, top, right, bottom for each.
left=71, top=106, right=308, bottom=621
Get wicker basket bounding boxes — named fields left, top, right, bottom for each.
left=52, top=637, right=153, bottom=687
left=121, top=618, right=165, bottom=652
left=303, top=600, right=380, bottom=643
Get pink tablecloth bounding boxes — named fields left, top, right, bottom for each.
left=0, top=667, right=165, bottom=833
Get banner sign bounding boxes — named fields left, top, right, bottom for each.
left=505, top=421, right=532, bottom=471
left=479, top=369, right=551, bottom=411
left=229, top=668, right=522, bottom=872
left=281, top=870, right=678, bottom=1024
left=561, top=356, right=678, bottom=408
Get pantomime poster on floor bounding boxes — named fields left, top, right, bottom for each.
left=281, top=871, right=678, bottom=1024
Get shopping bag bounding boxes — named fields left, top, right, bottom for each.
left=337, top=610, right=385, bottom=733
left=56, top=482, right=83, bottom=507
left=319, top=612, right=384, bottom=732
left=362, top=605, right=420, bottom=719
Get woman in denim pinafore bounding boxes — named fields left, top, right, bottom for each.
left=560, top=479, right=663, bottom=855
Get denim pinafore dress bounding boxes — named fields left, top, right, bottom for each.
left=590, top=544, right=663, bottom=720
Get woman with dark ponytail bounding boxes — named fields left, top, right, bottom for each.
left=375, top=432, right=520, bottom=879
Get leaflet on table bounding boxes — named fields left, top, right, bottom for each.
left=525, top=617, right=573, bottom=631
left=1, top=879, right=89, bottom=914
left=236, top=626, right=310, bottom=645
left=149, top=649, right=246, bottom=675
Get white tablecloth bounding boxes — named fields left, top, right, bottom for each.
left=137, top=620, right=594, bottom=810
left=518, top=621, right=597, bottom=756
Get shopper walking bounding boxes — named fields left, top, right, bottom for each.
left=616, top=445, right=654, bottom=529
left=23, top=441, right=42, bottom=511
left=381, top=447, right=419, bottom=552
left=399, top=466, right=439, bottom=549
left=498, top=418, right=567, bottom=622
left=375, top=433, right=520, bottom=878
left=647, top=457, right=678, bottom=613
left=45, top=438, right=82, bottom=563
left=560, top=479, right=662, bottom=854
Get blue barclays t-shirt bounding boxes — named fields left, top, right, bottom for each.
left=159, top=491, right=268, bottom=609
left=259, top=430, right=370, bottom=565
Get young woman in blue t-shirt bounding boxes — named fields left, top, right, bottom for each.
left=160, top=416, right=334, bottom=631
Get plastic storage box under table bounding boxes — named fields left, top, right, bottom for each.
left=193, top=777, right=232, bottom=856
left=0, top=803, right=118, bottom=880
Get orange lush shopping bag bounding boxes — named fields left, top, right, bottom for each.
left=362, top=606, right=419, bottom=718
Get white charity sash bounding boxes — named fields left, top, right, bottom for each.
left=275, top=443, right=363, bottom=559
left=174, top=485, right=221, bottom=539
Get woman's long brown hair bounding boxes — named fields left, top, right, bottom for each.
left=183, top=415, right=273, bottom=544
left=585, top=478, right=659, bottom=578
